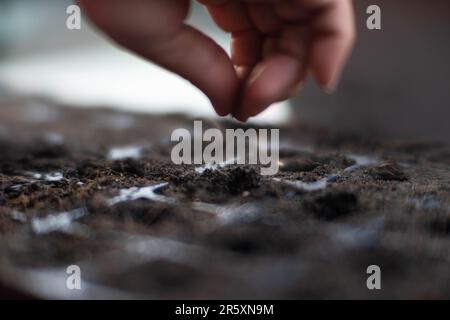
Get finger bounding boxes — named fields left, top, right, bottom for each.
left=141, top=26, right=239, bottom=116
left=235, top=25, right=308, bottom=121
left=199, top=0, right=253, bottom=32
left=200, top=0, right=262, bottom=75
left=79, top=0, right=238, bottom=116
left=78, top=0, right=189, bottom=44
left=231, top=29, right=264, bottom=117
left=232, top=30, right=263, bottom=81
left=247, top=3, right=283, bottom=35
left=306, top=0, right=356, bottom=92
left=274, top=0, right=309, bottom=22
left=236, top=53, right=306, bottom=121
left=201, top=0, right=265, bottom=117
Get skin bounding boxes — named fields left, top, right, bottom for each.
left=77, top=0, right=355, bottom=121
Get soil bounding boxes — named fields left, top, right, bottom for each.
left=1, top=96, right=450, bottom=299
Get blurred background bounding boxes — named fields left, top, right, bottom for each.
left=296, top=0, right=450, bottom=142
left=0, top=0, right=449, bottom=140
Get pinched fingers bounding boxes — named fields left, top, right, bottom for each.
left=79, top=0, right=355, bottom=121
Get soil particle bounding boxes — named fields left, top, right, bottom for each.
left=105, top=260, right=206, bottom=296
left=28, top=139, right=68, bottom=159
left=305, top=192, right=359, bottom=220
left=76, top=159, right=105, bottom=179
left=369, top=161, right=408, bottom=181
left=169, top=166, right=262, bottom=202
left=9, top=232, right=110, bottom=268
left=428, top=217, right=450, bottom=236
left=218, top=166, right=261, bottom=195
left=206, top=224, right=301, bottom=255
left=146, top=161, right=190, bottom=181
left=112, top=159, right=145, bottom=178
left=280, top=158, right=320, bottom=173
left=0, top=209, right=22, bottom=233
left=110, top=200, right=184, bottom=227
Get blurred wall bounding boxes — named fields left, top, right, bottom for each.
left=0, top=0, right=101, bottom=57
left=293, top=0, right=450, bottom=142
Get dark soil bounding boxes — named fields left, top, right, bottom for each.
left=304, top=192, right=359, bottom=221
left=1, top=97, right=450, bottom=299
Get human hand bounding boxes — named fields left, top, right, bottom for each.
left=78, top=0, right=355, bottom=121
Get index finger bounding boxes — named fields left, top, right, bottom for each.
left=78, top=0, right=239, bottom=116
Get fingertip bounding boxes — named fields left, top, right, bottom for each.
left=311, top=31, right=355, bottom=92
left=228, top=110, right=247, bottom=123
left=232, top=109, right=249, bottom=123
left=239, top=54, right=305, bottom=119
left=316, top=68, right=340, bottom=94
left=324, top=82, right=338, bottom=94
left=210, top=99, right=229, bottom=117
left=310, top=40, right=346, bottom=94
left=212, top=103, right=232, bottom=118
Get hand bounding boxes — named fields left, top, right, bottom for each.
left=78, top=0, right=355, bottom=121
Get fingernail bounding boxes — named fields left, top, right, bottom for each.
left=288, top=81, right=305, bottom=97
left=232, top=113, right=248, bottom=123
left=236, top=116, right=247, bottom=123
left=324, top=84, right=336, bottom=94
left=212, top=101, right=231, bottom=117
left=324, top=70, right=342, bottom=94
left=248, top=63, right=265, bottom=84
left=235, top=66, right=251, bottom=82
